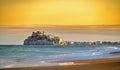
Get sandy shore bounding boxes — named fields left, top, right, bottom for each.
left=110, top=51, right=120, bottom=54
left=1, top=57, right=120, bottom=70
left=53, top=57, right=120, bottom=64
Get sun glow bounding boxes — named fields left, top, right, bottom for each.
left=0, top=0, right=120, bottom=27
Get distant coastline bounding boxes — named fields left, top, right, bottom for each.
left=1, top=25, right=120, bottom=29
left=24, top=31, right=120, bottom=45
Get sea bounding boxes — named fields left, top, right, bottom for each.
left=0, top=45, right=120, bottom=68
left=0, top=25, right=120, bottom=68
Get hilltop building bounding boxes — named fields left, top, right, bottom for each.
left=24, top=31, right=66, bottom=45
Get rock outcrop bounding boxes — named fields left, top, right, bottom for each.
left=24, top=31, right=66, bottom=45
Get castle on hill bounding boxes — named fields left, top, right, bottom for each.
left=24, top=31, right=66, bottom=45
left=24, top=31, right=120, bottom=46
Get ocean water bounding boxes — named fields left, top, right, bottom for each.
left=0, top=45, right=120, bottom=68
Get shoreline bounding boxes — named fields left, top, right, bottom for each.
left=52, top=57, right=120, bottom=64
left=110, top=51, right=120, bottom=54
left=1, top=57, right=120, bottom=70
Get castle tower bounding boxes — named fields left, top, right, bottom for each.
left=40, top=31, right=44, bottom=36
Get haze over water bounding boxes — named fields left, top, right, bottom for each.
left=0, top=0, right=120, bottom=69
left=0, top=25, right=120, bottom=45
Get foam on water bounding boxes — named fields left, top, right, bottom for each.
left=0, top=45, right=120, bottom=68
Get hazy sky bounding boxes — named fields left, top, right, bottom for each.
left=0, top=0, right=120, bottom=27
left=0, top=26, right=120, bottom=44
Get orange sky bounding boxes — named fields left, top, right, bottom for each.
left=0, top=0, right=120, bottom=27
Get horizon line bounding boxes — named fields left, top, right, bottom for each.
left=0, top=25, right=120, bottom=28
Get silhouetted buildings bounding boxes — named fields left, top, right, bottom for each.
left=24, top=31, right=120, bottom=46
left=66, top=41, right=120, bottom=46
left=24, top=31, right=66, bottom=45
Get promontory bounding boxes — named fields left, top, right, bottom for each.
left=24, top=31, right=66, bottom=45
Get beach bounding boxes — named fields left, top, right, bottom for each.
left=0, top=45, right=120, bottom=70
left=1, top=57, right=120, bottom=70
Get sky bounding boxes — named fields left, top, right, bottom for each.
left=0, top=0, right=120, bottom=27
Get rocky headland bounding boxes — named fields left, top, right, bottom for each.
left=24, top=31, right=66, bottom=45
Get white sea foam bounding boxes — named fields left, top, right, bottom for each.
left=58, top=62, right=75, bottom=66
left=107, top=46, right=118, bottom=50
left=58, top=62, right=89, bottom=66
left=0, top=45, right=120, bottom=68
left=4, top=64, right=14, bottom=68
left=91, top=52, right=101, bottom=56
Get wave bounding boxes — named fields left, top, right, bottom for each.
left=0, top=45, right=120, bottom=68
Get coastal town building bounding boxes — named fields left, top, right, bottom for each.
left=24, top=31, right=67, bottom=45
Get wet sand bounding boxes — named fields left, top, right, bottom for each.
left=1, top=57, right=120, bottom=70
left=110, top=51, right=120, bottom=54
